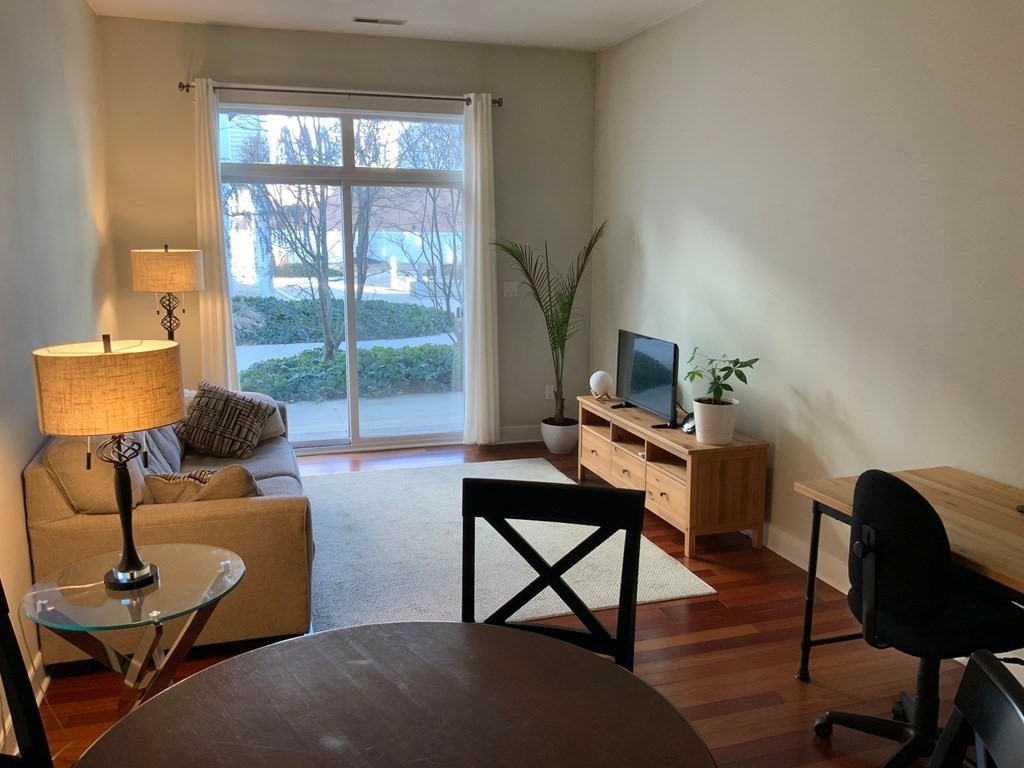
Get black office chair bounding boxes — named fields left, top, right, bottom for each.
left=461, top=478, right=645, bottom=670
left=813, top=469, right=1024, bottom=768
left=0, top=579, right=53, bottom=767
left=927, top=649, right=1024, bottom=768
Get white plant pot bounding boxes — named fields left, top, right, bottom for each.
left=541, top=419, right=579, bottom=454
left=692, top=398, right=739, bottom=445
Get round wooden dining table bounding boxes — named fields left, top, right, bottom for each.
left=75, top=621, right=717, bottom=768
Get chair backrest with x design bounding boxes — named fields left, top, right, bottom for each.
left=0, top=578, right=53, bottom=767
left=461, top=478, right=646, bottom=670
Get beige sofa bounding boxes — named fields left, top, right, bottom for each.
left=23, top=402, right=313, bottom=667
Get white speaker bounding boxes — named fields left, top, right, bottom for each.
left=589, top=370, right=613, bottom=399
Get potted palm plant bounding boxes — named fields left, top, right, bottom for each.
left=684, top=348, right=759, bottom=445
left=494, top=221, right=606, bottom=453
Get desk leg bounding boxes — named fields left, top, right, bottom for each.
left=797, top=501, right=824, bottom=682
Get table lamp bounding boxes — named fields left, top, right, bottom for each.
left=131, top=246, right=205, bottom=340
left=32, top=336, right=184, bottom=590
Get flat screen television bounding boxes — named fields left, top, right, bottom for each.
left=615, top=330, right=680, bottom=428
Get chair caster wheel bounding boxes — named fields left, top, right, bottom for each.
left=813, top=717, right=833, bottom=740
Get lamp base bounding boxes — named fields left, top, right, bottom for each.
left=105, top=562, right=159, bottom=591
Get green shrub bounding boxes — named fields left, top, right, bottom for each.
left=273, top=262, right=343, bottom=279
left=231, top=296, right=451, bottom=344
left=239, top=344, right=463, bottom=402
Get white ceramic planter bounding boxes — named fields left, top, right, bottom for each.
left=541, top=420, right=579, bottom=454
left=692, top=398, right=738, bottom=445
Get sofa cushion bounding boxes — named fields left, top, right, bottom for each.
left=42, top=437, right=145, bottom=515
left=143, top=465, right=262, bottom=504
left=255, top=475, right=304, bottom=497
left=140, top=425, right=183, bottom=474
left=176, top=381, right=275, bottom=459
left=180, top=436, right=301, bottom=481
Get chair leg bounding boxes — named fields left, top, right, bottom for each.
left=813, top=657, right=944, bottom=765
left=814, top=709, right=907, bottom=742
left=911, top=657, right=940, bottom=742
left=881, top=734, right=937, bottom=768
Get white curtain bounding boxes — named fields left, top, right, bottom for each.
left=462, top=93, right=500, bottom=444
left=194, top=78, right=239, bottom=389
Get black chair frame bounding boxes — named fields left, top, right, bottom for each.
left=462, top=478, right=644, bottom=670
left=814, top=520, right=944, bottom=766
left=928, top=649, right=1024, bottom=768
left=0, top=580, right=53, bottom=767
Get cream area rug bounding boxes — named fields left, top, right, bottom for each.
left=305, top=458, right=715, bottom=631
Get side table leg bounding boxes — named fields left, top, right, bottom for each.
left=118, top=624, right=164, bottom=717
left=797, top=501, right=824, bottom=681
left=136, top=601, right=218, bottom=707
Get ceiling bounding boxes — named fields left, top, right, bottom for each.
left=85, top=0, right=703, bottom=51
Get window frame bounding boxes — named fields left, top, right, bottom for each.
left=218, top=98, right=466, bottom=448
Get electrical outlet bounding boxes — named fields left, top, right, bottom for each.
left=503, top=281, right=519, bottom=297
left=545, top=385, right=555, bottom=400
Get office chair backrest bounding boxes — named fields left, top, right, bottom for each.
left=0, top=579, right=53, bottom=767
left=850, top=469, right=952, bottom=622
left=927, top=649, right=1024, bottom=767
left=461, top=478, right=645, bottom=670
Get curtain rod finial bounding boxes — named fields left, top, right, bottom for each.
left=492, top=97, right=503, bottom=108
left=178, top=81, right=192, bottom=93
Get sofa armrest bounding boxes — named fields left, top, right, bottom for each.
left=28, top=494, right=314, bottom=665
left=135, top=495, right=312, bottom=573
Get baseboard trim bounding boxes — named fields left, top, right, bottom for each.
left=766, top=523, right=850, bottom=594
left=499, top=424, right=542, bottom=444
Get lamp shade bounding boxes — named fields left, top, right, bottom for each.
left=32, top=339, right=184, bottom=436
left=131, top=249, right=205, bottom=293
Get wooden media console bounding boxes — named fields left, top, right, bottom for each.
left=577, top=395, right=768, bottom=558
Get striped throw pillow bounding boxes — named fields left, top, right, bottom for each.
left=175, top=381, right=275, bottom=459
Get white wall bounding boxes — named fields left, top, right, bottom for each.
left=593, top=0, right=1024, bottom=584
left=97, top=18, right=598, bottom=440
left=0, top=0, right=112, bottom=681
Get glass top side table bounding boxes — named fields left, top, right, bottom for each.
left=22, top=543, right=244, bottom=716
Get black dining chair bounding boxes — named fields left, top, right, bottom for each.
left=461, top=478, right=645, bottom=670
left=813, top=469, right=1024, bottom=768
left=0, top=579, right=53, bottom=768
left=927, top=649, right=1024, bottom=768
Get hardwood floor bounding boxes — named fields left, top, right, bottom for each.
left=36, top=442, right=962, bottom=767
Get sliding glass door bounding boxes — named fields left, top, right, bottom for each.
left=219, top=107, right=464, bottom=447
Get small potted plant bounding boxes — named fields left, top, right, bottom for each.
left=494, top=221, right=607, bottom=453
left=684, top=348, right=759, bottom=445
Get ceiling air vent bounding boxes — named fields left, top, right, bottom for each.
left=353, top=17, right=407, bottom=26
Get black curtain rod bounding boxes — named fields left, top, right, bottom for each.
left=178, top=81, right=502, bottom=107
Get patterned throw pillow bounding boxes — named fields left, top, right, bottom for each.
left=175, top=381, right=275, bottom=459
left=143, top=465, right=261, bottom=504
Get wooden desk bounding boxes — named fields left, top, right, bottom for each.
left=793, top=466, right=1024, bottom=680
left=75, top=622, right=717, bottom=768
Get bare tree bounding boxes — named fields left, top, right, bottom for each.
left=243, top=117, right=345, bottom=361
left=375, top=121, right=465, bottom=343
left=351, top=120, right=389, bottom=303
left=222, top=114, right=465, bottom=362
